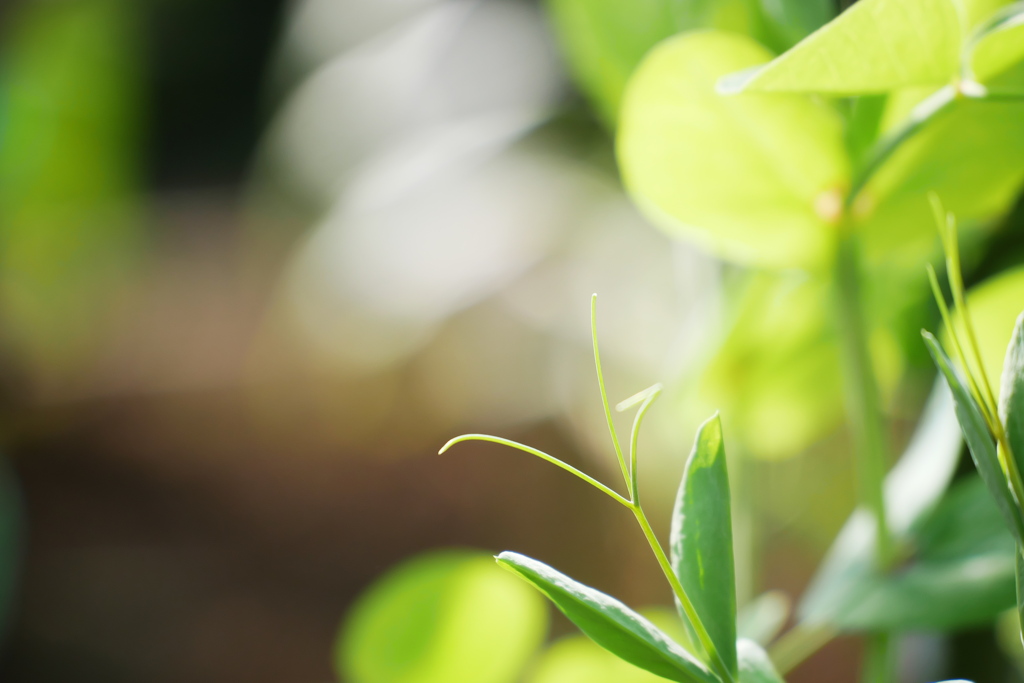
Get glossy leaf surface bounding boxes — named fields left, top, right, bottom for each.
left=925, top=332, right=1024, bottom=544
left=618, top=31, right=849, bottom=268
left=497, top=552, right=718, bottom=683
left=338, top=550, right=548, bottom=683
left=723, top=0, right=961, bottom=94
left=671, top=414, right=737, bottom=677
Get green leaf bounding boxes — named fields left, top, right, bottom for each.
left=671, top=414, right=737, bottom=677
left=968, top=2, right=1024, bottom=84
left=496, top=552, right=718, bottom=683
left=1000, top=312, right=1024, bottom=489
left=337, top=550, right=548, bottom=683
left=859, top=99, right=1024, bottom=268
left=736, top=639, right=785, bottom=683
left=526, top=610, right=697, bottom=683
left=721, top=0, right=962, bottom=95
left=617, top=31, right=849, bottom=269
left=545, top=0, right=767, bottom=124
left=803, top=476, right=1016, bottom=631
left=924, top=332, right=1024, bottom=544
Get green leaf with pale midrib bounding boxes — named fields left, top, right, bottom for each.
left=671, top=414, right=737, bottom=678
left=722, top=0, right=961, bottom=95
left=496, top=552, right=719, bottom=683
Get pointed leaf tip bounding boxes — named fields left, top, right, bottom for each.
left=671, top=414, right=737, bottom=677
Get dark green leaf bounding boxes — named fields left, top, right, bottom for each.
left=999, top=312, right=1024, bottom=483
left=496, top=552, right=718, bottom=683
left=1016, top=547, right=1024, bottom=648
left=924, top=331, right=1024, bottom=544
left=736, top=639, right=785, bottom=683
left=671, top=414, right=737, bottom=677
left=757, top=0, right=834, bottom=51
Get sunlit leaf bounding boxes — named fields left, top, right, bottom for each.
left=736, top=639, right=785, bottom=683
left=496, top=552, right=718, bottom=683
left=721, top=0, right=961, bottom=95
left=671, top=414, right=737, bottom=677
left=925, top=333, right=1024, bottom=544
left=618, top=31, right=849, bottom=268
left=859, top=100, right=1024, bottom=268
left=337, top=550, right=548, bottom=683
left=968, top=2, right=1024, bottom=84
left=545, top=0, right=764, bottom=124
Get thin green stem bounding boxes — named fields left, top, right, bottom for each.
left=631, top=503, right=735, bottom=683
left=834, top=232, right=894, bottom=569
left=592, top=295, right=631, bottom=496
left=439, top=434, right=633, bottom=508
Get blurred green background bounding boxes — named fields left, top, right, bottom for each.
left=0, top=1, right=1023, bottom=682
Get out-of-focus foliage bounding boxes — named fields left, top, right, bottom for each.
left=0, top=0, right=144, bottom=380
left=336, top=550, right=548, bottom=683
left=947, top=265, right=1024, bottom=395
left=617, top=31, right=849, bottom=270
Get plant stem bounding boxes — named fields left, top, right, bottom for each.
left=834, top=232, right=894, bottom=569
left=631, top=503, right=735, bottom=683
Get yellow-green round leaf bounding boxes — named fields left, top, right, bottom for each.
left=337, top=550, right=548, bottom=683
left=618, top=30, right=849, bottom=269
left=526, top=609, right=692, bottom=683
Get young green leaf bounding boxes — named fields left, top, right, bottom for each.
left=1016, top=547, right=1024, bottom=648
left=967, top=2, right=1024, bottom=84
left=618, top=31, right=849, bottom=269
left=999, top=312, right=1024, bottom=480
left=757, top=0, right=834, bottom=51
left=671, top=414, right=737, bottom=678
left=496, top=552, right=719, bottom=683
left=720, top=0, right=961, bottom=94
left=924, top=331, right=1024, bottom=544
left=736, top=639, right=786, bottom=683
